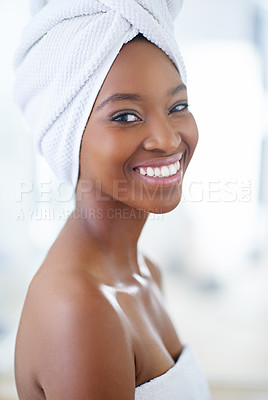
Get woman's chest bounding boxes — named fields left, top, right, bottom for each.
left=116, top=282, right=183, bottom=386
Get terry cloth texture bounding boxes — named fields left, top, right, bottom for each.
left=14, top=0, right=186, bottom=187
left=135, top=345, right=211, bottom=399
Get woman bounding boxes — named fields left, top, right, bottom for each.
left=13, top=0, right=210, bottom=399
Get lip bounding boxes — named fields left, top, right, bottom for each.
left=132, top=153, right=183, bottom=170
left=131, top=156, right=184, bottom=187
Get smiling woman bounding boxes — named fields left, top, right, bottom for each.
left=13, top=1, right=209, bottom=399
left=79, top=38, right=198, bottom=215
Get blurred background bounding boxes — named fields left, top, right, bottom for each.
left=0, top=0, right=267, bottom=399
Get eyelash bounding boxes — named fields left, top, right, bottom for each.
left=111, top=112, right=140, bottom=123
left=110, top=102, right=189, bottom=124
left=169, top=102, right=189, bottom=114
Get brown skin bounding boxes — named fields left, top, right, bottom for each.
left=15, top=39, right=198, bottom=400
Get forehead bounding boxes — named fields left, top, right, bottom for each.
left=96, top=39, right=183, bottom=100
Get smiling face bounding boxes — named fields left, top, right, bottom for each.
left=78, top=37, right=198, bottom=214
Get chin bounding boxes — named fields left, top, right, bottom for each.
left=136, top=188, right=183, bottom=214
left=146, top=200, right=182, bottom=214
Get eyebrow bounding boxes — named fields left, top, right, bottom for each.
left=168, top=83, right=187, bottom=96
left=96, top=83, right=187, bottom=111
left=96, top=93, right=143, bottom=111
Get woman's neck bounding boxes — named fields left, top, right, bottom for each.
left=67, top=187, right=149, bottom=274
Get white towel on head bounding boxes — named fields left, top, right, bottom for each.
left=14, top=0, right=186, bottom=187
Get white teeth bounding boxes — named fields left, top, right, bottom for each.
left=147, top=167, right=154, bottom=177
left=140, top=167, right=146, bottom=175
left=161, top=166, right=170, bottom=177
left=136, top=159, right=182, bottom=178
left=154, top=167, right=161, bottom=177
left=169, top=164, right=177, bottom=175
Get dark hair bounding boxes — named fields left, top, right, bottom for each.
left=132, top=33, right=148, bottom=42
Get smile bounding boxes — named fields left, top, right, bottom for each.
left=134, top=160, right=181, bottom=178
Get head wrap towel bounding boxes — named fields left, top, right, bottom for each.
left=14, top=0, right=186, bottom=187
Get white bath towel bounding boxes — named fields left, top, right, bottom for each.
left=135, top=345, right=211, bottom=399
left=13, top=0, right=186, bottom=187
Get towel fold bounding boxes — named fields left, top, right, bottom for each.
left=14, top=0, right=186, bottom=187
left=135, top=345, right=211, bottom=399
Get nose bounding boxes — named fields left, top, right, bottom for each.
left=142, top=115, right=182, bottom=153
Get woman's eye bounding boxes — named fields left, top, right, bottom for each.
left=111, top=112, right=140, bottom=123
left=169, top=102, right=189, bottom=114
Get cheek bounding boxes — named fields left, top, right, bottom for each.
left=182, top=113, right=199, bottom=159
left=80, top=125, right=137, bottom=180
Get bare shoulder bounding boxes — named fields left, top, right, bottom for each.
left=143, top=253, right=163, bottom=290
left=15, top=266, right=135, bottom=400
